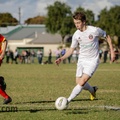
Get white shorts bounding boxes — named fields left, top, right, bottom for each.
left=76, top=59, right=99, bottom=77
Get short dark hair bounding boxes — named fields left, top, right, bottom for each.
left=73, top=12, right=86, bottom=22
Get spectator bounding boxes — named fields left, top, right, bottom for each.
left=37, top=49, right=43, bottom=64
left=14, top=49, right=19, bottom=64
left=21, top=50, right=26, bottom=64
left=48, top=49, right=52, bottom=64
left=61, top=48, right=66, bottom=64
left=114, top=48, right=119, bottom=63
left=54, top=48, right=61, bottom=60
left=103, top=49, right=108, bottom=63
left=72, top=49, right=77, bottom=63
left=99, top=49, right=103, bottom=62
left=31, top=50, right=36, bottom=63
left=9, top=50, right=14, bottom=64
left=68, top=54, right=72, bottom=64
left=6, top=50, right=10, bottom=63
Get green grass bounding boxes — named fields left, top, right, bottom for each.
left=0, top=61, right=120, bottom=120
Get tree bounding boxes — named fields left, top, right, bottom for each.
left=96, top=6, right=120, bottom=36
left=25, top=16, right=46, bottom=24
left=0, top=13, right=18, bottom=27
left=75, top=6, right=95, bottom=25
left=96, top=5, right=120, bottom=48
left=108, top=6, right=120, bottom=36
left=45, top=1, right=74, bottom=44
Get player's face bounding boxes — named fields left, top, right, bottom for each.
left=73, top=19, right=85, bottom=31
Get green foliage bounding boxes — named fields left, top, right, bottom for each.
left=74, top=6, right=95, bottom=25
left=95, top=6, right=120, bottom=48
left=0, top=4, right=120, bottom=48
left=25, top=16, right=46, bottom=24
left=45, top=4, right=95, bottom=44
left=60, top=16, right=74, bottom=42
left=0, top=13, right=18, bottom=27
left=45, top=1, right=74, bottom=43
left=96, top=6, right=120, bottom=37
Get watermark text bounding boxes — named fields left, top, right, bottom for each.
left=0, top=106, right=18, bottom=112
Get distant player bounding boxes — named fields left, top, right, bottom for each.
left=0, top=34, right=12, bottom=104
left=55, top=12, right=115, bottom=104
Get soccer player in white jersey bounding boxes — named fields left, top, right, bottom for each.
left=55, top=12, right=115, bottom=103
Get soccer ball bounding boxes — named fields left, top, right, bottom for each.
left=55, top=97, right=68, bottom=110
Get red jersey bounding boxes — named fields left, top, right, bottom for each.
left=0, top=34, right=6, bottom=53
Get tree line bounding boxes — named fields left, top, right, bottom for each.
left=0, top=1, right=120, bottom=48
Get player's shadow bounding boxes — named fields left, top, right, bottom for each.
left=0, top=107, right=90, bottom=113
left=2, top=99, right=98, bottom=113
left=0, top=108, right=56, bottom=113
left=66, top=108, right=100, bottom=115
left=72, top=98, right=98, bottom=102
left=19, top=108, right=56, bottom=113
left=15, top=100, right=55, bottom=104
left=15, top=98, right=98, bottom=105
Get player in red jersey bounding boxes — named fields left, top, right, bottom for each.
left=0, top=34, right=12, bottom=104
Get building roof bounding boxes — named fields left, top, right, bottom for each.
left=30, top=32, right=62, bottom=44
left=1, top=24, right=63, bottom=44
left=4, top=25, right=46, bottom=40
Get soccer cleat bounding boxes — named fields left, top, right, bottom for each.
left=3, top=97, right=12, bottom=104
left=90, top=86, right=98, bottom=100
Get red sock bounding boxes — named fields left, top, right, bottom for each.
left=0, top=88, right=9, bottom=99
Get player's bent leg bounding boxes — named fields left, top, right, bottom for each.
left=76, top=74, right=90, bottom=86
left=82, top=82, right=98, bottom=100
left=67, top=74, right=90, bottom=103
left=83, top=82, right=93, bottom=91
left=90, top=86, right=98, bottom=100
left=77, top=74, right=98, bottom=100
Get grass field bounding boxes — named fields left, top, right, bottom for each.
left=0, top=60, right=120, bottom=120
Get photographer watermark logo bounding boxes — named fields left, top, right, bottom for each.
left=0, top=106, right=18, bottom=112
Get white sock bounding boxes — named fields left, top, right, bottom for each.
left=83, top=82, right=94, bottom=93
left=67, top=84, right=83, bottom=102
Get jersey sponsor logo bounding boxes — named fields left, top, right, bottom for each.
left=78, top=36, right=82, bottom=41
left=89, top=34, right=93, bottom=40
left=81, top=43, right=93, bottom=48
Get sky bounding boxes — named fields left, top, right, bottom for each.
left=0, top=0, right=120, bottom=24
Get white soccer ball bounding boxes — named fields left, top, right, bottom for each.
left=55, top=97, right=68, bottom=110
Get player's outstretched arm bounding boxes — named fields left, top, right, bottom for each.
left=0, top=39, right=7, bottom=59
left=106, top=35, right=115, bottom=62
left=0, top=39, right=7, bottom=66
left=55, top=47, right=74, bottom=66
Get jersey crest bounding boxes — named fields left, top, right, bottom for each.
left=89, top=34, right=93, bottom=40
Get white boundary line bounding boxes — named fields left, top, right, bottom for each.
left=63, top=69, right=120, bottom=72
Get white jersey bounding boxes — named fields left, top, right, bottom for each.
left=71, top=26, right=106, bottom=60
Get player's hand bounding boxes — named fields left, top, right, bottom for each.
left=106, top=35, right=111, bottom=44
left=55, top=58, right=62, bottom=66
